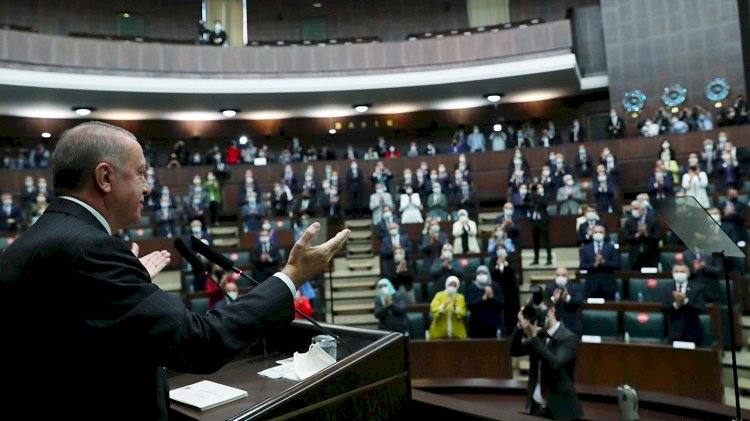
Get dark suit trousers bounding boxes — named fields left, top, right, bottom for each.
left=533, top=224, right=551, bottom=261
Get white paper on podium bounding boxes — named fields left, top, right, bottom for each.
left=257, top=343, right=336, bottom=381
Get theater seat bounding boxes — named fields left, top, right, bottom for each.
left=659, top=251, right=678, bottom=272
left=408, top=312, right=425, bottom=338
left=619, top=252, right=631, bottom=271
left=699, top=314, right=715, bottom=347
left=412, top=283, right=425, bottom=303
left=190, top=296, right=209, bottom=315
left=582, top=310, right=618, bottom=340
left=457, top=256, right=483, bottom=275
left=223, top=250, right=251, bottom=267
left=623, top=311, right=664, bottom=343
left=628, top=277, right=670, bottom=302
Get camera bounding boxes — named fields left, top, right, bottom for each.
left=522, top=285, right=548, bottom=328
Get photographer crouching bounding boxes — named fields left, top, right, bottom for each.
left=510, top=291, right=584, bottom=420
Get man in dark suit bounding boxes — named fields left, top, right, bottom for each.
left=252, top=228, right=284, bottom=280
left=605, top=108, right=625, bottom=139
left=0, top=121, right=351, bottom=420
left=580, top=225, right=620, bottom=300
left=380, top=221, right=413, bottom=277
left=496, top=202, right=522, bottom=253
left=661, top=263, right=706, bottom=346
left=529, top=185, right=552, bottom=265
left=576, top=205, right=609, bottom=246
left=568, top=118, right=586, bottom=143
left=623, top=199, right=661, bottom=270
left=0, top=193, right=24, bottom=233
left=544, top=267, right=584, bottom=336
left=346, top=160, right=364, bottom=218
left=719, top=188, right=747, bottom=239
left=510, top=299, right=585, bottom=420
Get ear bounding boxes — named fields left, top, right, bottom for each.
left=94, top=162, right=115, bottom=194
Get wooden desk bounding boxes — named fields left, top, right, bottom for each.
left=576, top=340, right=723, bottom=402
left=408, top=338, right=513, bottom=380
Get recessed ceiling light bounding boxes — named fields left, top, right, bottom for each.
left=221, top=109, right=238, bottom=118
left=41, top=132, right=51, bottom=138
left=313, top=2, right=322, bottom=7
left=485, top=94, right=503, bottom=103
left=328, top=129, right=336, bottom=134
left=238, top=135, right=248, bottom=145
left=73, top=107, right=94, bottom=116
left=353, top=104, right=370, bottom=113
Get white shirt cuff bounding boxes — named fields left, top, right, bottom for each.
left=273, top=271, right=296, bottom=297
left=565, top=294, right=571, bottom=303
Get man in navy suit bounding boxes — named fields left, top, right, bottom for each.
left=661, top=263, right=706, bottom=346
left=495, top=202, right=522, bottom=253
left=544, top=267, right=584, bottom=336
left=623, top=199, right=661, bottom=270
left=576, top=205, right=610, bottom=246
left=579, top=225, right=620, bottom=300
left=0, top=122, right=351, bottom=420
left=0, top=193, right=24, bottom=233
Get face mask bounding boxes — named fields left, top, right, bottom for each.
left=376, top=188, right=384, bottom=194
left=688, top=158, right=698, bottom=165
left=248, top=196, right=256, bottom=203
left=579, top=150, right=586, bottom=156
left=655, top=172, right=663, bottom=178
left=631, top=210, right=641, bottom=218
left=592, top=233, right=605, bottom=242
left=597, top=175, right=607, bottom=183
left=24, top=180, right=33, bottom=187
left=542, top=170, right=550, bottom=177
left=325, top=168, right=332, bottom=174
left=394, top=253, right=405, bottom=263
left=504, top=209, right=513, bottom=217
left=537, top=188, right=544, bottom=196
left=214, top=24, right=222, bottom=31
left=705, top=145, right=713, bottom=151
left=351, top=164, right=358, bottom=170
left=160, top=203, right=169, bottom=209
left=673, top=272, right=688, bottom=283
left=513, top=159, right=521, bottom=165
left=586, top=212, right=597, bottom=221
left=446, top=286, right=458, bottom=295
left=383, top=211, right=392, bottom=219
left=441, top=251, right=453, bottom=260
left=661, top=155, right=670, bottom=162
left=459, top=215, right=468, bottom=222
left=227, top=291, right=239, bottom=300
left=519, top=189, right=528, bottom=195
left=556, top=158, right=563, bottom=165
left=191, top=226, right=201, bottom=234
left=331, top=177, right=338, bottom=183
left=389, top=229, right=399, bottom=236
left=430, top=225, right=440, bottom=233
left=662, top=142, right=670, bottom=149
left=380, top=286, right=390, bottom=295
left=555, top=276, right=568, bottom=287
left=719, top=135, right=728, bottom=143
left=404, top=175, right=412, bottom=182
left=430, top=174, right=438, bottom=181
left=207, top=175, right=215, bottom=181
left=193, top=178, right=201, bottom=184
left=2, top=200, right=11, bottom=206
left=497, top=249, right=508, bottom=258
left=476, top=274, right=489, bottom=284
left=260, top=236, right=270, bottom=243
left=566, top=179, right=574, bottom=186
left=722, top=154, right=731, bottom=161
left=192, top=199, right=201, bottom=205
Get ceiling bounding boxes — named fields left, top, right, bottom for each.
left=0, top=55, right=608, bottom=123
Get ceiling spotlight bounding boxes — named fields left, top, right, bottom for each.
left=493, top=124, right=502, bottom=132
left=485, top=94, right=503, bottom=103
left=221, top=109, right=238, bottom=118
left=238, top=135, right=248, bottom=145
left=353, top=104, right=370, bottom=113
left=73, top=107, right=94, bottom=116
left=41, top=132, right=51, bottom=138
left=329, top=129, right=337, bottom=134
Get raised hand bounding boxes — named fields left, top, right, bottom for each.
left=282, top=222, right=351, bottom=288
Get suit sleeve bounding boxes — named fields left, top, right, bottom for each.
left=529, top=332, right=580, bottom=369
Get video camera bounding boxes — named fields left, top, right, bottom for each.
left=522, top=285, right=548, bottom=328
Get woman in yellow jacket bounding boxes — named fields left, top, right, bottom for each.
left=428, top=275, right=468, bottom=339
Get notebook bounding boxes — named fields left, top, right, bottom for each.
left=169, top=380, right=248, bottom=411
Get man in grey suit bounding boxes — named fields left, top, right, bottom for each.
left=556, top=174, right=583, bottom=215
left=510, top=299, right=584, bottom=420
left=0, top=122, right=351, bottom=420
left=369, top=181, right=394, bottom=225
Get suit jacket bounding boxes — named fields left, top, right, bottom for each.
left=510, top=322, right=585, bottom=420
left=495, top=214, right=522, bottom=252
left=579, top=241, right=620, bottom=294
left=661, top=280, right=706, bottom=345
left=576, top=219, right=609, bottom=246
left=0, top=198, right=295, bottom=420
left=623, top=214, right=661, bottom=268
left=0, top=203, right=23, bottom=232
left=544, top=282, right=584, bottom=335
left=369, top=191, right=395, bottom=225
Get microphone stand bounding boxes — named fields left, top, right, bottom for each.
left=228, top=265, right=353, bottom=356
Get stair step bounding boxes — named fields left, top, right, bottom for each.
left=348, top=231, right=372, bottom=240
left=332, top=280, right=377, bottom=290
left=210, top=226, right=239, bottom=235
left=330, top=289, right=375, bottom=299
left=333, top=302, right=375, bottom=313
left=328, top=313, right=378, bottom=326
left=478, top=211, right=502, bottom=223
left=347, top=244, right=373, bottom=253
left=213, top=238, right=240, bottom=247
left=346, top=219, right=374, bottom=229
left=347, top=260, right=374, bottom=270
left=519, top=359, right=530, bottom=374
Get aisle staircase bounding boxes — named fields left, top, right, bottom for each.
left=321, top=218, right=381, bottom=329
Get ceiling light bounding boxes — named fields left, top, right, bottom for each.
left=353, top=104, right=370, bottom=113
left=329, top=129, right=336, bottom=134
left=313, top=2, right=322, bottom=7
left=73, top=107, right=94, bottom=116
left=485, top=93, right=503, bottom=103
left=238, top=135, right=248, bottom=145
left=41, top=132, right=51, bottom=138
left=221, top=109, right=238, bottom=118
left=493, top=124, right=502, bottom=132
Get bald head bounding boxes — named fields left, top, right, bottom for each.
left=52, top=121, right=138, bottom=195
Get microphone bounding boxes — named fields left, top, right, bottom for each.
left=189, top=235, right=353, bottom=355
left=174, top=237, right=235, bottom=303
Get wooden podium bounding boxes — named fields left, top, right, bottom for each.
left=168, top=320, right=410, bottom=420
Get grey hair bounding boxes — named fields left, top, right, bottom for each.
left=52, top=121, right=136, bottom=194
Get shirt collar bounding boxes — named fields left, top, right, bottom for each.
left=546, top=321, right=561, bottom=338
left=59, top=196, right=112, bottom=235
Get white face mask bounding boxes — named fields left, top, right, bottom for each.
left=476, top=274, right=489, bottom=284
left=383, top=211, right=392, bottom=219
left=227, top=291, right=239, bottom=301
left=262, top=223, right=271, bottom=230
left=191, top=226, right=201, bottom=234
left=389, top=229, right=399, bottom=236
left=542, top=170, right=550, bottom=177
left=497, top=249, right=507, bottom=258
left=394, top=253, right=405, bottom=263
left=555, top=276, right=568, bottom=287
left=631, top=210, right=641, bottom=218
left=446, top=286, right=458, bottom=295
left=504, top=209, right=513, bottom=217
left=673, top=272, right=688, bottom=283
left=379, top=286, right=390, bottom=295
left=459, top=215, right=468, bottom=222
left=598, top=175, right=607, bottom=182
left=441, top=251, right=453, bottom=260
left=586, top=212, right=597, bottom=221
left=519, top=189, right=528, bottom=195
left=592, top=233, right=605, bottom=242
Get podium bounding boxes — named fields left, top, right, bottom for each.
left=168, top=320, right=410, bottom=420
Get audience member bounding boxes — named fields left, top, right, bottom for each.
left=569, top=118, right=586, bottom=143
left=426, top=182, right=449, bottom=222
left=661, top=262, right=706, bottom=346
left=429, top=243, right=465, bottom=300
left=428, top=276, right=468, bottom=339
left=369, top=182, right=394, bottom=226
left=489, top=245, right=520, bottom=336
left=420, top=217, right=450, bottom=270
left=573, top=145, right=593, bottom=178
left=451, top=208, right=480, bottom=254
left=544, top=267, right=583, bottom=335
left=373, top=278, right=411, bottom=336
left=624, top=199, right=661, bottom=270
left=682, top=155, right=710, bottom=208
left=580, top=224, right=620, bottom=300
left=576, top=204, right=609, bottom=246
left=0, top=193, right=23, bottom=233
left=251, top=228, right=282, bottom=280
left=241, top=191, right=265, bottom=232
left=209, top=20, right=228, bottom=46
left=380, top=223, right=413, bottom=278
left=399, top=186, right=424, bottom=224
left=556, top=174, right=583, bottom=215
left=529, top=184, right=552, bottom=266
left=466, top=265, right=504, bottom=337
left=496, top=202, right=522, bottom=253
